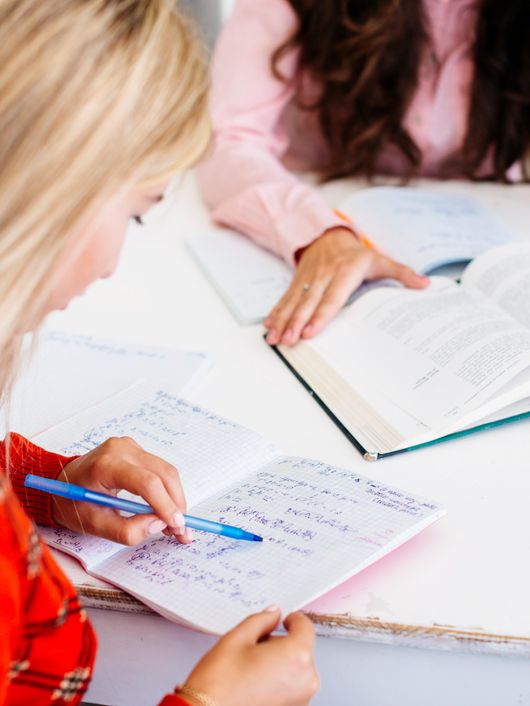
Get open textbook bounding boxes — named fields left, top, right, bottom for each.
left=187, top=186, right=514, bottom=324
left=3, top=330, right=209, bottom=437
left=35, top=382, right=444, bottom=635
left=270, top=242, right=530, bottom=460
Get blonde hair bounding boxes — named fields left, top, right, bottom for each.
left=0, top=0, right=210, bottom=399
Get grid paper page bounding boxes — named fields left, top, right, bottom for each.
left=5, top=330, right=209, bottom=437
left=39, top=526, right=123, bottom=572
left=35, top=382, right=279, bottom=509
left=95, top=457, right=444, bottom=634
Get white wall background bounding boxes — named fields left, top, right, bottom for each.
left=221, top=0, right=235, bottom=19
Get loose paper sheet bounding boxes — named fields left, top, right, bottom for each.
left=4, top=331, right=209, bottom=437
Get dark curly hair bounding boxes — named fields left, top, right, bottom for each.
left=273, top=0, right=530, bottom=182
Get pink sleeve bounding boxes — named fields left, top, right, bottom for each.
left=197, top=0, right=346, bottom=265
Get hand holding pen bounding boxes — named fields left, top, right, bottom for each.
left=29, top=436, right=261, bottom=544
left=47, top=436, right=194, bottom=545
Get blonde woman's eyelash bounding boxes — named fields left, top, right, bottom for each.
left=132, top=215, right=144, bottom=225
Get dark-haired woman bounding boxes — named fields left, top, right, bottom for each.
left=198, top=0, right=530, bottom=345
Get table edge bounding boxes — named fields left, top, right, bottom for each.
left=76, top=585, right=530, bottom=657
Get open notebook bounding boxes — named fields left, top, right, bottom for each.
left=187, top=186, right=513, bottom=324
left=271, top=243, right=530, bottom=460
left=187, top=226, right=292, bottom=324
left=35, top=383, right=444, bottom=635
left=4, top=330, right=209, bottom=437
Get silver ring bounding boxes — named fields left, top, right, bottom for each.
left=302, top=283, right=312, bottom=293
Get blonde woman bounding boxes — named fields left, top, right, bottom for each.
left=0, top=2, right=318, bottom=706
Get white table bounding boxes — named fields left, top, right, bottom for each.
left=44, top=173, right=530, bottom=704
left=85, top=607, right=530, bottom=706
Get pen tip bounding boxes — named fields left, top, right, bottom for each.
left=253, top=535, right=263, bottom=542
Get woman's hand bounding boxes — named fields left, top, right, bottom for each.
left=265, top=227, right=429, bottom=346
left=53, top=436, right=191, bottom=546
left=182, top=608, right=318, bottom=706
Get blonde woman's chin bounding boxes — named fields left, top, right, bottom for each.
left=19, top=290, right=86, bottom=333
left=46, top=288, right=86, bottom=314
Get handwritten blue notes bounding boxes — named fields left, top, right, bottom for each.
left=36, top=384, right=278, bottom=508
left=38, top=383, right=444, bottom=634
left=44, top=527, right=122, bottom=569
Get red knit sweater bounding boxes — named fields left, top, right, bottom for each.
left=0, top=433, right=189, bottom=706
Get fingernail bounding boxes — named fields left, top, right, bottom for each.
left=148, top=519, right=166, bottom=535
left=302, top=325, right=313, bottom=337
left=185, top=528, right=194, bottom=541
left=263, top=604, right=279, bottom=613
left=172, top=512, right=185, bottom=529
left=173, top=526, right=185, bottom=536
left=267, top=331, right=277, bottom=344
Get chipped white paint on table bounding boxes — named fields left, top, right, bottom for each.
left=44, top=173, right=530, bottom=704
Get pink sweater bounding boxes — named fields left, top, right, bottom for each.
left=198, top=0, right=522, bottom=265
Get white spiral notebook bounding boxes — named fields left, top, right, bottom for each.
left=36, top=382, right=444, bottom=635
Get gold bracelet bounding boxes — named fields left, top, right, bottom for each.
left=174, top=684, right=219, bottom=706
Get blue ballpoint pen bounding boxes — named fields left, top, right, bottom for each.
left=25, top=474, right=263, bottom=542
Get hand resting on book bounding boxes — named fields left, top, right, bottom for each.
left=265, top=227, right=428, bottom=346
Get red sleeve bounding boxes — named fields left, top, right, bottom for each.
left=0, top=433, right=77, bottom=527
left=0, top=477, right=97, bottom=704
left=158, top=696, right=191, bottom=706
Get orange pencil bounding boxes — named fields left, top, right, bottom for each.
left=334, top=208, right=378, bottom=251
